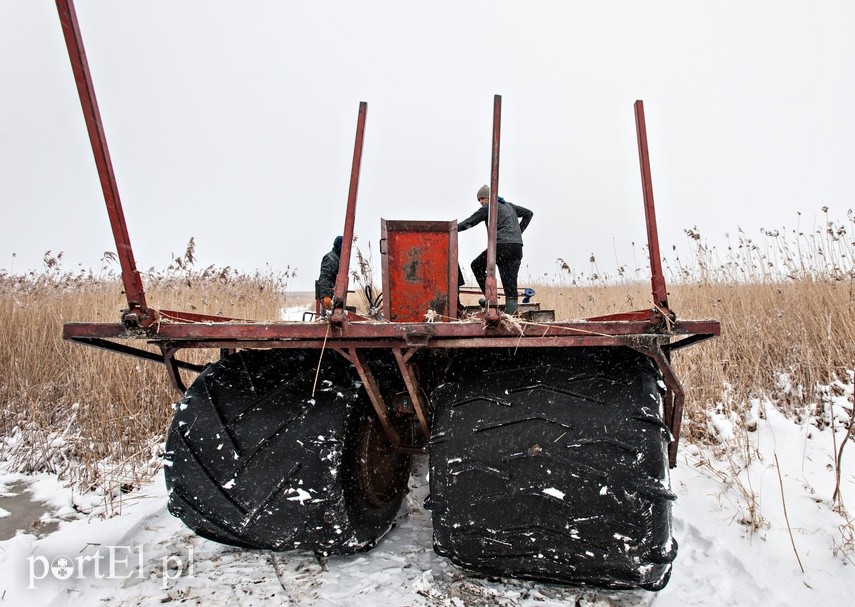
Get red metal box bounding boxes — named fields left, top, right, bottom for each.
left=380, top=220, right=459, bottom=322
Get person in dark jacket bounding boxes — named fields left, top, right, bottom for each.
left=458, top=185, right=533, bottom=315
left=316, top=235, right=343, bottom=310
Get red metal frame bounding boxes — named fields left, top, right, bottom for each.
left=484, top=95, right=502, bottom=322
left=55, top=0, right=156, bottom=328
left=55, top=0, right=719, bottom=467
left=635, top=100, right=670, bottom=314
left=331, top=101, right=367, bottom=326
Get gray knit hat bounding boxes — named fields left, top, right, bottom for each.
left=476, top=185, right=490, bottom=200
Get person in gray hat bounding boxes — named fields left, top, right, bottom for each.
left=458, top=185, right=533, bottom=315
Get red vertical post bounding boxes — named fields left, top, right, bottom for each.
left=634, top=100, right=670, bottom=312
left=55, top=0, right=152, bottom=324
left=331, top=101, right=367, bottom=325
left=485, top=95, right=501, bottom=322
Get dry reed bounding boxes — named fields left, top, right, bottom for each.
left=0, top=246, right=293, bottom=505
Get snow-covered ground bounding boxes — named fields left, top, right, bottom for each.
left=1, top=399, right=853, bottom=606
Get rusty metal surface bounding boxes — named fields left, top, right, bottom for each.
left=331, top=102, right=367, bottom=325
left=64, top=317, right=719, bottom=343
left=523, top=310, right=556, bottom=323
left=349, top=349, right=401, bottom=449
left=381, top=220, right=459, bottom=322
left=63, top=318, right=720, bottom=366
left=159, top=309, right=239, bottom=323
left=393, top=348, right=431, bottom=439
left=634, top=100, right=670, bottom=313
left=585, top=308, right=661, bottom=323
left=484, top=95, right=502, bottom=322
left=55, top=0, right=153, bottom=326
left=628, top=340, right=687, bottom=468
left=161, top=346, right=188, bottom=393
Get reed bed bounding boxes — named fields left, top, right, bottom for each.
left=543, top=207, right=855, bottom=441
left=0, top=247, right=293, bottom=504
left=1, top=212, right=853, bottom=501
left=535, top=279, right=855, bottom=441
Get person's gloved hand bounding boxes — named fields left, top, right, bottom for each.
left=321, top=296, right=333, bottom=310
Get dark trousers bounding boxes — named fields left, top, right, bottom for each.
left=471, top=243, right=523, bottom=299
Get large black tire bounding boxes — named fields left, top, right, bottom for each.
left=428, top=347, right=675, bottom=589
left=164, top=349, right=411, bottom=554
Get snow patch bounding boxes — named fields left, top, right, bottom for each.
left=706, top=409, right=736, bottom=442
left=280, top=305, right=311, bottom=321
left=286, top=488, right=312, bottom=504
left=1, top=376, right=853, bottom=606
left=542, top=487, right=565, bottom=500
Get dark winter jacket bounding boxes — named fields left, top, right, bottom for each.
left=457, top=198, right=533, bottom=245
left=316, top=236, right=343, bottom=298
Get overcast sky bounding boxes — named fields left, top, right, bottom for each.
left=2, top=1, right=853, bottom=290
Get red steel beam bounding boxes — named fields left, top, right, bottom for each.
left=393, top=348, right=431, bottom=439
left=633, top=341, right=686, bottom=468
left=64, top=318, right=719, bottom=342
left=350, top=349, right=401, bottom=448
left=55, top=0, right=151, bottom=323
left=332, top=101, right=368, bottom=325
left=71, top=335, right=660, bottom=357
left=484, top=95, right=502, bottom=322
left=634, top=101, right=670, bottom=313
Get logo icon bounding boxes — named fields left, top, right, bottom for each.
left=50, top=556, right=74, bottom=580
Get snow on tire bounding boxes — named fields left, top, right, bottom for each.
left=163, top=349, right=411, bottom=554
left=428, top=347, right=675, bottom=589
